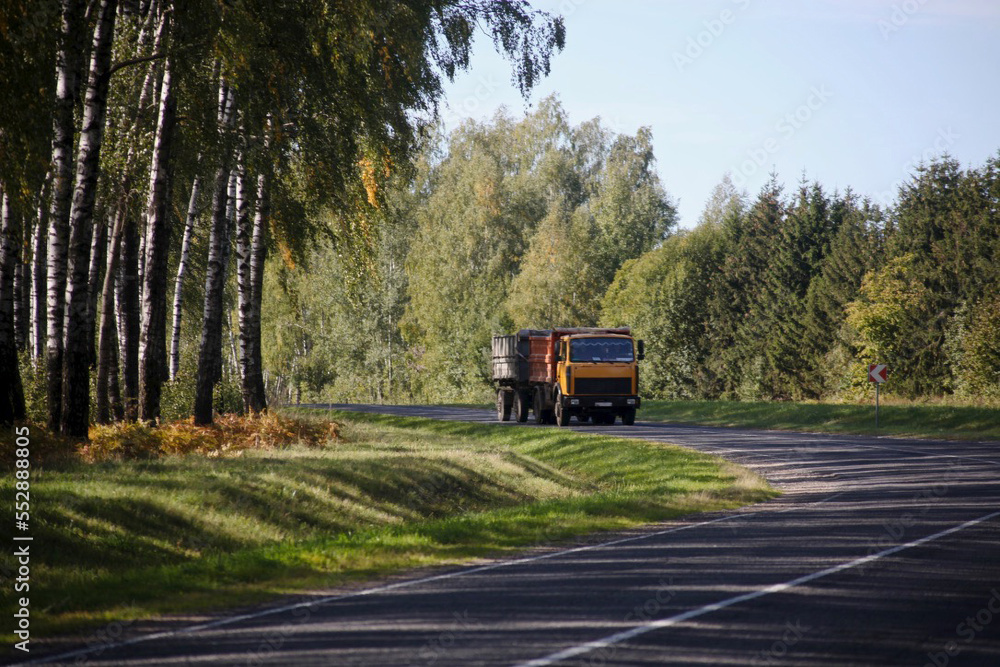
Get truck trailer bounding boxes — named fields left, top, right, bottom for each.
left=491, top=328, right=644, bottom=426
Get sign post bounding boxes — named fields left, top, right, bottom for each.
left=868, top=364, right=888, bottom=430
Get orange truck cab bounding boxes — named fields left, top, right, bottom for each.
left=491, top=327, right=644, bottom=427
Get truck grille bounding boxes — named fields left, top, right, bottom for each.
left=574, top=377, right=632, bottom=395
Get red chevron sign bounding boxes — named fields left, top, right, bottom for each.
left=868, top=364, right=888, bottom=383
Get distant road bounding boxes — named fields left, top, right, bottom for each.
left=24, top=405, right=1000, bottom=666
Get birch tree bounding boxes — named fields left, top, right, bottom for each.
left=138, top=49, right=176, bottom=424
left=0, top=190, right=26, bottom=424
left=97, top=0, right=167, bottom=421
left=61, top=0, right=119, bottom=437
left=45, top=0, right=85, bottom=431
left=169, top=174, right=200, bottom=381
left=192, top=79, right=235, bottom=425
left=31, top=186, right=47, bottom=359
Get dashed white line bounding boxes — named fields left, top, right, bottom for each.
left=513, top=509, right=1000, bottom=667
left=24, top=506, right=781, bottom=665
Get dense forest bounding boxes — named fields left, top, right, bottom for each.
left=2, top=2, right=998, bottom=439
left=266, top=99, right=1000, bottom=405
left=0, top=0, right=565, bottom=433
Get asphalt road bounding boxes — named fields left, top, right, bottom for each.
left=21, top=405, right=1000, bottom=666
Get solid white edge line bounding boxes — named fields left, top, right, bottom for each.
left=26, top=502, right=794, bottom=666
left=513, top=508, right=1000, bottom=667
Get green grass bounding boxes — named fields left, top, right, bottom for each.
left=640, top=399, right=1000, bottom=440
left=1, top=410, right=773, bottom=644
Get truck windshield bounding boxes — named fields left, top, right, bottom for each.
left=570, top=338, right=634, bottom=363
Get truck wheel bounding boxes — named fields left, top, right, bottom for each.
left=622, top=408, right=636, bottom=426
left=514, top=391, right=529, bottom=423
left=554, top=390, right=569, bottom=427
left=497, top=389, right=512, bottom=422
left=533, top=389, right=546, bottom=425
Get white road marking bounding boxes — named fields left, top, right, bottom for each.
left=513, top=509, right=1000, bottom=667
left=26, top=504, right=795, bottom=665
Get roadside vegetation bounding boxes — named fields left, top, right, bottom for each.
left=641, top=399, right=1000, bottom=441
left=0, top=410, right=773, bottom=643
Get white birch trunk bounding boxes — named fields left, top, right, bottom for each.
left=169, top=174, right=200, bottom=381
left=45, top=0, right=85, bottom=431
left=138, top=48, right=176, bottom=424
left=61, top=0, right=118, bottom=437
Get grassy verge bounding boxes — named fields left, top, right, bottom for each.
left=1, top=409, right=773, bottom=645
left=641, top=399, right=1000, bottom=440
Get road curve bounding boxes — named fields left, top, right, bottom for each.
left=20, top=405, right=1000, bottom=666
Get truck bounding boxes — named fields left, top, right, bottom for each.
left=491, top=327, right=644, bottom=427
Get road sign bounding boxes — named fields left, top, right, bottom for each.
left=868, top=363, right=888, bottom=430
left=868, top=364, right=888, bottom=383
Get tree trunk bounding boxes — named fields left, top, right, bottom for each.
left=13, top=213, right=29, bottom=352
left=109, top=6, right=166, bottom=420
left=46, top=0, right=86, bottom=432
left=234, top=162, right=253, bottom=410
left=31, top=189, right=47, bottom=360
left=138, top=51, right=176, bottom=425
left=119, top=209, right=140, bottom=420
left=97, top=206, right=126, bottom=423
left=61, top=0, right=119, bottom=438
left=237, top=171, right=268, bottom=413
left=132, top=1, right=168, bottom=317
left=86, top=206, right=108, bottom=368
left=250, top=175, right=268, bottom=409
left=1, top=190, right=27, bottom=424
left=169, top=174, right=200, bottom=380
left=193, top=165, right=235, bottom=424
left=192, top=79, right=235, bottom=425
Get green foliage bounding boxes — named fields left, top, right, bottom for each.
left=398, top=98, right=675, bottom=401
left=506, top=202, right=603, bottom=328
left=801, top=194, right=886, bottom=397
left=267, top=149, right=998, bottom=406
left=601, top=224, right=725, bottom=399
left=17, top=352, right=47, bottom=424
left=847, top=254, right=929, bottom=368
left=948, top=297, right=1000, bottom=398
left=599, top=155, right=999, bottom=403
left=260, top=194, right=412, bottom=404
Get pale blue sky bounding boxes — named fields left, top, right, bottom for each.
left=439, top=0, right=1000, bottom=228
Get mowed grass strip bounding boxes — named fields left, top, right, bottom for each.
left=1, top=410, right=774, bottom=642
left=641, top=400, right=1000, bottom=440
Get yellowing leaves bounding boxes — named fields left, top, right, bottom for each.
left=81, top=413, right=340, bottom=463
left=358, top=154, right=393, bottom=208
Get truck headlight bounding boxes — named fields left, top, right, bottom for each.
left=627, top=398, right=635, bottom=405
left=570, top=398, right=579, bottom=405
